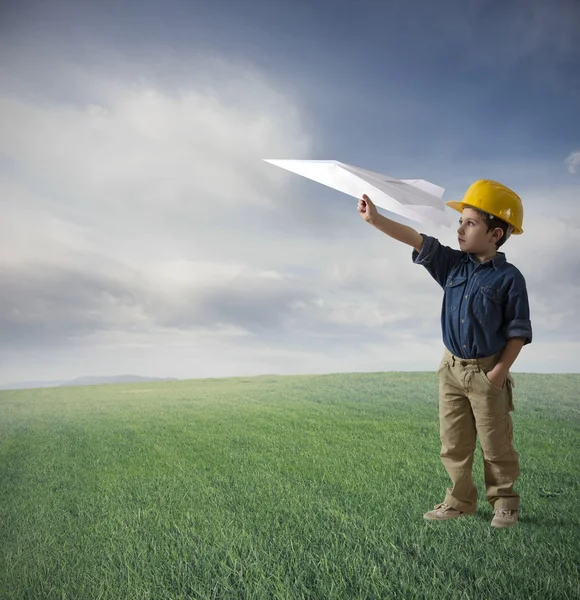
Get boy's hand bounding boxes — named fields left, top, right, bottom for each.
left=357, top=194, right=423, bottom=250
left=358, top=194, right=378, bottom=224
left=487, top=365, right=508, bottom=389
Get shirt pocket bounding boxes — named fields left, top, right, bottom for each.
left=444, top=275, right=467, bottom=312
left=473, top=285, right=505, bottom=326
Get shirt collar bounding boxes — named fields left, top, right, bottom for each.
left=462, top=252, right=506, bottom=269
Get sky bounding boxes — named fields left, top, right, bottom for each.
left=1, top=0, right=579, bottom=385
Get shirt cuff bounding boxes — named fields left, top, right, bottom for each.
left=505, top=319, right=533, bottom=345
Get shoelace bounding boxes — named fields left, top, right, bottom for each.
left=495, top=509, right=513, bottom=517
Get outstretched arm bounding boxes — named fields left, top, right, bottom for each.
left=359, top=193, right=464, bottom=288
left=358, top=194, right=423, bottom=252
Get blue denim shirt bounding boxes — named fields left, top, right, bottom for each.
left=412, top=234, right=532, bottom=359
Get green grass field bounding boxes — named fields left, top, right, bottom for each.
left=1, top=371, right=579, bottom=599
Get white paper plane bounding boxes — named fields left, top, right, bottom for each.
left=263, top=159, right=453, bottom=227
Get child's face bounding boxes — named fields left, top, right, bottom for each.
left=457, top=207, right=503, bottom=254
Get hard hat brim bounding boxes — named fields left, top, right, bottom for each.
left=446, top=201, right=464, bottom=213
left=445, top=200, right=523, bottom=234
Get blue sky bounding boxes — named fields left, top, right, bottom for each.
left=1, top=0, right=579, bottom=385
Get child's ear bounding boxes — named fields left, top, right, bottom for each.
left=493, top=227, right=504, bottom=242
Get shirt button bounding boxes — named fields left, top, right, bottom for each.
left=465, top=295, right=468, bottom=299
left=463, top=344, right=467, bottom=348
left=461, top=319, right=465, bottom=323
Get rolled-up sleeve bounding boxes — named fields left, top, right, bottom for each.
left=504, top=274, right=532, bottom=345
left=411, top=234, right=464, bottom=289
left=412, top=233, right=438, bottom=265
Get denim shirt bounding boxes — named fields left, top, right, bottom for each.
left=412, top=234, right=532, bottom=359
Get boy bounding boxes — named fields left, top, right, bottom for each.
left=358, top=179, right=532, bottom=529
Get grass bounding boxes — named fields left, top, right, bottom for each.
left=1, top=371, right=579, bottom=599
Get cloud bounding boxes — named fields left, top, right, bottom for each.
left=0, top=55, right=442, bottom=380
left=1, top=33, right=580, bottom=382
left=0, top=258, right=312, bottom=347
left=565, top=151, right=580, bottom=174
left=0, top=69, right=311, bottom=223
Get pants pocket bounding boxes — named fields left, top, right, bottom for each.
left=507, top=375, right=515, bottom=412
left=479, top=368, right=505, bottom=392
left=436, top=361, right=449, bottom=376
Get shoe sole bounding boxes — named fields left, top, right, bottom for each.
left=491, top=521, right=518, bottom=528
left=423, top=512, right=469, bottom=521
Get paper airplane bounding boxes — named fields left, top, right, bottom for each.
left=263, top=159, right=453, bottom=227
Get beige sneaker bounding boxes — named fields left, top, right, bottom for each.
left=491, top=509, right=518, bottom=528
left=423, top=503, right=466, bottom=521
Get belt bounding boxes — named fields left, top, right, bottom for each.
left=443, top=348, right=500, bottom=369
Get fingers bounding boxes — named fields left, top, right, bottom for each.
left=358, top=194, right=372, bottom=211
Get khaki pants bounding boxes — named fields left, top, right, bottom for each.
left=436, top=348, right=519, bottom=513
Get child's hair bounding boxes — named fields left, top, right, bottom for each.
left=472, top=209, right=512, bottom=248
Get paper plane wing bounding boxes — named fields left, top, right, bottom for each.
left=400, top=179, right=445, bottom=198
left=263, top=159, right=453, bottom=227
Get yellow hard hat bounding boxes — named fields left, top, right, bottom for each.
left=446, top=180, right=524, bottom=234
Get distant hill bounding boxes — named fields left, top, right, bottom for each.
left=0, top=375, right=178, bottom=391
left=0, top=380, right=66, bottom=391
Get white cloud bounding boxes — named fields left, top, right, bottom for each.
left=565, top=151, right=580, bottom=174
left=2, top=49, right=580, bottom=384
left=0, top=56, right=439, bottom=383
